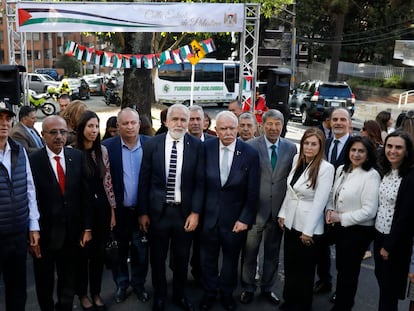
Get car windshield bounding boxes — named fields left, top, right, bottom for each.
left=318, top=85, right=351, bottom=97
left=42, top=74, right=56, bottom=81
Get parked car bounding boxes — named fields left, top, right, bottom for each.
left=66, top=78, right=90, bottom=100
left=83, top=75, right=105, bottom=95
left=288, top=80, right=355, bottom=125
left=27, top=73, right=60, bottom=93
left=35, top=68, right=60, bottom=81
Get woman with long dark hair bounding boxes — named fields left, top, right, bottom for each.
left=374, top=130, right=414, bottom=311
left=278, top=128, right=334, bottom=311
left=326, top=136, right=381, bottom=311
left=75, top=111, right=116, bottom=310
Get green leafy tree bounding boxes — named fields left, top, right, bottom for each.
left=55, top=55, right=82, bottom=77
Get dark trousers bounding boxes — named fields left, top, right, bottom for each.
left=190, top=228, right=202, bottom=280
left=283, top=228, right=320, bottom=311
left=315, top=226, right=332, bottom=285
left=200, top=225, right=247, bottom=297
left=331, top=225, right=374, bottom=311
left=111, top=208, right=148, bottom=291
left=374, top=233, right=399, bottom=311
left=33, top=243, right=77, bottom=311
left=149, top=206, right=193, bottom=300
left=76, top=235, right=106, bottom=297
left=0, top=231, right=28, bottom=311
left=241, top=221, right=283, bottom=292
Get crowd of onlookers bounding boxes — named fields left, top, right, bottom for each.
left=2, top=94, right=414, bottom=311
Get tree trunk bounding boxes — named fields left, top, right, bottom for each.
left=122, top=32, right=154, bottom=120
left=328, top=13, right=344, bottom=82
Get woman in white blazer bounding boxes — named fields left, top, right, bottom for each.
left=325, top=136, right=381, bottom=311
left=278, top=128, right=334, bottom=311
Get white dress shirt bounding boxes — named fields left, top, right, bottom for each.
left=165, top=133, right=184, bottom=203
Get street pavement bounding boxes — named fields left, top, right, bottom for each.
left=2, top=97, right=413, bottom=310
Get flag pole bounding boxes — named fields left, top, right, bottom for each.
left=190, top=64, right=195, bottom=106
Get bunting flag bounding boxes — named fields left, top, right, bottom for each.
left=201, top=38, right=216, bottom=53
left=75, top=45, right=86, bottom=61
left=102, top=52, right=113, bottom=67
left=64, top=41, right=77, bottom=56
left=132, top=54, right=142, bottom=68
left=94, top=50, right=104, bottom=66
left=172, top=49, right=183, bottom=64
left=84, top=47, right=94, bottom=63
left=113, top=53, right=123, bottom=68
left=159, top=50, right=174, bottom=65
left=243, top=76, right=253, bottom=91
left=123, top=54, right=132, bottom=69
left=62, top=38, right=216, bottom=68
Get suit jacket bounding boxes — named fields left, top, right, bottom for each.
left=247, top=136, right=297, bottom=224
left=278, top=154, right=334, bottom=236
left=326, top=165, right=381, bottom=227
left=325, top=136, right=351, bottom=169
left=137, top=133, right=204, bottom=221
left=203, top=138, right=260, bottom=231
left=102, top=134, right=150, bottom=209
left=203, top=133, right=216, bottom=141
left=29, top=147, right=91, bottom=250
left=10, top=122, right=42, bottom=154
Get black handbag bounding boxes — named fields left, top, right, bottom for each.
left=104, top=231, right=119, bottom=269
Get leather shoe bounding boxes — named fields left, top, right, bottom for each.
left=173, top=296, right=195, bottom=311
left=199, top=295, right=215, bottom=311
left=133, top=288, right=150, bottom=303
left=114, top=288, right=127, bottom=304
left=221, top=296, right=237, bottom=311
left=330, top=292, right=337, bottom=303
left=261, top=291, right=280, bottom=305
left=239, top=291, right=254, bottom=304
left=152, top=298, right=165, bottom=311
left=313, top=280, right=332, bottom=294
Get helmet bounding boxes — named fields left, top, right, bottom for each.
left=47, top=86, right=56, bottom=94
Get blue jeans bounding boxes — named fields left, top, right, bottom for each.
left=111, top=208, right=148, bottom=291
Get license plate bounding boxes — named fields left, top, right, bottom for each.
left=331, top=101, right=340, bottom=107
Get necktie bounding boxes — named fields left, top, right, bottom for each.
left=330, top=139, right=339, bottom=163
left=31, top=129, right=43, bottom=148
left=54, top=156, right=65, bottom=194
left=166, top=141, right=177, bottom=203
left=271, top=145, right=277, bottom=170
left=220, top=147, right=230, bottom=186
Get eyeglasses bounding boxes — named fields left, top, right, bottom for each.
left=44, top=129, right=68, bottom=136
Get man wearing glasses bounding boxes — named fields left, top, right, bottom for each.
left=29, top=115, right=91, bottom=311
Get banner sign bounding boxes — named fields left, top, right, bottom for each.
left=16, top=2, right=244, bottom=33
left=64, top=38, right=216, bottom=69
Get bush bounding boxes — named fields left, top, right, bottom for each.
left=383, top=75, right=403, bottom=88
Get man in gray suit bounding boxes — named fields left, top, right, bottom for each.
left=240, top=109, right=297, bottom=305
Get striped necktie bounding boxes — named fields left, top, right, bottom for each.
left=166, top=141, right=177, bottom=203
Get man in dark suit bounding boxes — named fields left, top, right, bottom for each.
left=240, top=109, right=297, bottom=305
left=317, top=107, right=334, bottom=140
left=102, top=108, right=150, bottom=304
left=10, top=106, right=43, bottom=154
left=314, top=108, right=351, bottom=298
left=199, top=111, right=260, bottom=311
left=29, top=115, right=91, bottom=311
left=138, top=104, right=204, bottom=311
left=187, top=104, right=214, bottom=281
left=238, top=112, right=258, bottom=142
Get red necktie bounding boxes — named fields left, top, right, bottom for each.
left=54, top=156, right=65, bottom=194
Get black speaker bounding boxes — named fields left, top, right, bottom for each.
left=0, top=65, right=25, bottom=105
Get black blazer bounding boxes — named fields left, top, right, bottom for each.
left=29, top=147, right=91, bottom=250
left=137, top=133, right=204, bottom=221
left=202, top=138, right=260, bottom=231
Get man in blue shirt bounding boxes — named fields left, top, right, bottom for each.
left=102, top=108, right=150, bottom=304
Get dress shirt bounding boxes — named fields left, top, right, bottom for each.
left=46, top=146, right=66, bottom=179
left=328, top=133, right=349, bottom=162
left=0, top=141, right=40, bottom=231
left=375, top=169, right=402, bottom=234
left=165, top=133, right=184, bottom=203
left=264, top=135, right=279, bottom=162
left=121, top=137, right=142, bottom=207
left=219, top=139, right=236, bottom=175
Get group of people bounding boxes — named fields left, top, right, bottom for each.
left=1, top=95, right=414, bottom=311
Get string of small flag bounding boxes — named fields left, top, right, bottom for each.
left=64, top=38, right=216, bottom=69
